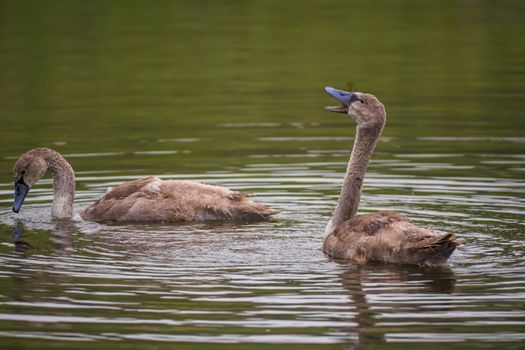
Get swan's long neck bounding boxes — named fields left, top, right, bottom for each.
left=45, top=152, right=75, bottom=219
left=325, top=124, right=383, bottom=236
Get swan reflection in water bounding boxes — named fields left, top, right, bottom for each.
left=7, top=221, right=456, bottom=349
left=337, top=261, right=456, bottom=349
left=6, top=219, right=75, bottom=305
left=10, top=218, right=73, bottom=254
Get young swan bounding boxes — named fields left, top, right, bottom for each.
left=322, top=87, right=457, bottom=266
left=12, top=148, right=278, bottom=222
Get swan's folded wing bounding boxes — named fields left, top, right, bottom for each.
left=323, top=211, right=457, bottom=266
left=97, top=176, right=161, bottom=201
left=80, top=177, right=163, bottom=221
left=323, top=211, right=410, bottom=262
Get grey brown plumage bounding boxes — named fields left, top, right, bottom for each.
left=80, top=176, right=277, bottom=222
left=323, top=211, right=457, bottom=266
left=323, top=87, right=457, bottom=266
left=12, top=148, right=278, bottom=222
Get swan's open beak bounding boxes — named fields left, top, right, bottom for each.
left=13, top=177, right=30, bottom=213
left=323, top=87, right=356, bottom=113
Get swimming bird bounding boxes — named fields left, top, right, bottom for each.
left=12, top=148, right=278, bottom=222
left=322, top=87, right=457, bottom=266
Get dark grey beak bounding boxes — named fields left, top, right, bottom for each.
left=13, top=177, right=30, bottom=213
left=324, top=87, right=358, bottom=113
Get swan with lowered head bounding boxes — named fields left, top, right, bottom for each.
left=322, top=87, right=457, bottom=266
left=12, top=148, right=278, bottom=222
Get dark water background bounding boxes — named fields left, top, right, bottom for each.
left=0, top=1, right=524, bottom=349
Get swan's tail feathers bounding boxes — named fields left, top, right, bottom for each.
left=412, top=232, right=459, bottom=266
left=231, top=202, right=280, bottom=221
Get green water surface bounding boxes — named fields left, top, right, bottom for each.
left=0, top=1, right=524, bottom=349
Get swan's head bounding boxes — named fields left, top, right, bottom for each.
left=12, top=149, right=49, bottom=213
left=324, top=87, right=386, bottom=128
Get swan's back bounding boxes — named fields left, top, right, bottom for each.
left=80, top=177, right=278, bottom=222
left=323, top=211, right=457, bottom=266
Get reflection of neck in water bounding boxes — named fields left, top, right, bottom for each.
left=6, top=220, right=75, bottom=304
left=339, top=263, right=456, bottom=349
left=11, top=219, right=73, bottom=254
left=51, top=221, right=74, bottom=253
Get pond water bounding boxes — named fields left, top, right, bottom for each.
left=0, top=1, right=524, bottom=349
